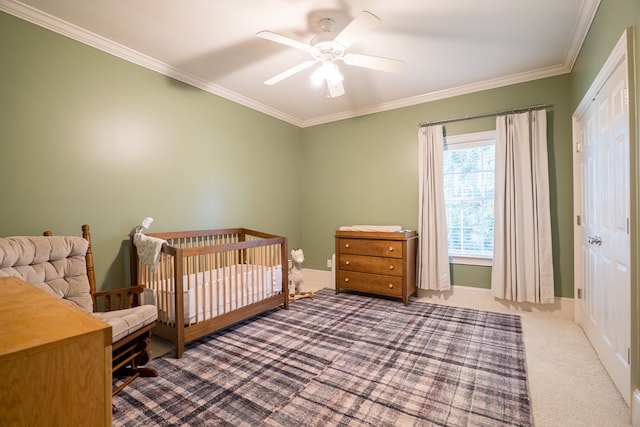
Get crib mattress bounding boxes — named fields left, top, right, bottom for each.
left=141, top=264, right=282, bottom=324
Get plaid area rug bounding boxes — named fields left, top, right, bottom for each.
left=112, top=289, right=533, bottom=426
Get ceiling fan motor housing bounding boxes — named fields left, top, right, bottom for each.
left=310, top=32, right=345, bottom=60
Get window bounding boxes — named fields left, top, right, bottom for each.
left=443, top=130, right=496, bottom=265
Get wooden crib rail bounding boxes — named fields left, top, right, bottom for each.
left=136, top=228, right=279, bottom=242
left=129, top=227, right=288, bottom=358
left=130, top=228, right=286, bottom=284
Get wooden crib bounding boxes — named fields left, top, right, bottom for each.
left=130, top=228, right=288, bottom=358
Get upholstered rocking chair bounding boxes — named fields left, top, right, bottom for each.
left=0, top=225, right=158, bottom=401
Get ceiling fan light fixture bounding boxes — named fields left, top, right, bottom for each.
left=310, top=66, right=325, bottom=86
left=311, top=61, right=343, bottom=86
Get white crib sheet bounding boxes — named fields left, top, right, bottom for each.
left=142, top=264, right=282, bottom=324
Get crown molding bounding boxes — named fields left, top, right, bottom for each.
left=1, top=0, right=598, bottom=129
left=563, top=0, right=601, bottom=71
left=299, top=64, right=571, bottom=127
left=300, top=0, right=602, bottom=128
left=0, top=0, right=305, bottom=127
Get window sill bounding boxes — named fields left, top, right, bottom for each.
left=449, top=256, right=493, bottom=266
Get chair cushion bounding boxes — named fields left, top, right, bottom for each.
left=93, top=305, right=157, bottom=343
left=0, top=236, right=93, bottom=312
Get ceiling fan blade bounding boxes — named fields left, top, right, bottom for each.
left=264, top=60, right=317, bottom=85
left=333, top=11, right=381, bottom=49
left=256, top=30, right=312, bottom=51
left=343, top=53, right=404, bottom=74
left=327, top=80, right=345, bottom=98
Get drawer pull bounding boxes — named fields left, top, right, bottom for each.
left=344, top=277, right=350, bottom=283
left=345, top=260, right=350, bottom=265
left=388, top=284, right=394, bottom=289
left=345, top=243, right=350, bottom=248
left=389, top=265, right=394, bottom=270
left=389, top=247, right=394, bottom=252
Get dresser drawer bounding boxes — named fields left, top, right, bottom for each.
left=338, top=254, right=404, bottom=277
left=338, top=238, right=403, bottom=258
left=337, top=270, right=403, bottom=297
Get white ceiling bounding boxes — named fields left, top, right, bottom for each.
left=1, top=0, right=600, bottom=127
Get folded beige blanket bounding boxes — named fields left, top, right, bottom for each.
left=338, top=225, right=403, bottom=232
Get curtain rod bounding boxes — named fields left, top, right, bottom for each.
left=418, top=103, right=551, bottom=127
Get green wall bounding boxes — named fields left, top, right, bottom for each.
left=301, top=76, right=574, bottom=298
left=0, top=5, right=619, bottom=302
left=0, top=12, right=303, bottom=289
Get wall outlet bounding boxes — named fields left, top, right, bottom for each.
left=326, top=259, right=332, bottom=268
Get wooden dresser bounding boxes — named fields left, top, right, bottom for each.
left=335, top=230, right=418, bottom=305
left=0, top=277, right=112, bottom=427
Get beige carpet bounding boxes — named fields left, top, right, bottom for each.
left=149, top=283, right=631, bottom=426
left=521, top=314, right=629, bottom=426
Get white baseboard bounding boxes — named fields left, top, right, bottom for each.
left=416, top=286, right=574, bottom=320
left=300, top=268, right=332, bottom=293
left=301, top=268, right=574, bottom=320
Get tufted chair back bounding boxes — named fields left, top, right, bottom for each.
left=0, top=236, right=93, bottom=312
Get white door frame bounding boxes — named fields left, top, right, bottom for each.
left=572, top=28, right=637, bottom=412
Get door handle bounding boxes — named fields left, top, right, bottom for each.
left=588, top=236, right=602, bottom=246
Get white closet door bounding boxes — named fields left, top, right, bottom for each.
left=576, top=57, right=630, bottom=405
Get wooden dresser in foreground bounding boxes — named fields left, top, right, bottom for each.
left=335, top=230, right=418, bottom=305
left=0, top=277, right=112, bottom=427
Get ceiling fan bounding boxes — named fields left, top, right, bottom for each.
left=257, top=11, right=404, bottom=98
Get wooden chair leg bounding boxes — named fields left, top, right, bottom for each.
left=113, top=367, right=158, bottom=396
left=112, top=336, right=158, bottom=397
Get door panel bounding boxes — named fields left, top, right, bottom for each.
left=576, top=59, right=630, bottom=405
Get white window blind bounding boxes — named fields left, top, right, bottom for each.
left=443, top=131, right=496, bottom=264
